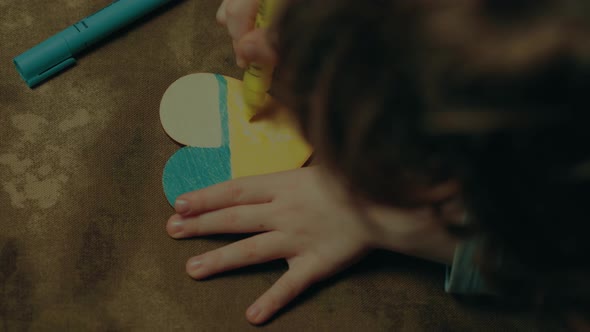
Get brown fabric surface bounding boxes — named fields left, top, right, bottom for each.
left=0, top=1, right=559, bottom=331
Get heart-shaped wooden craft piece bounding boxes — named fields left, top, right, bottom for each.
left=160, top=73, right=312, bottom=205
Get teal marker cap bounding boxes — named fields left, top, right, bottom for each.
left=13, top=31, right=77, bottom=88
left=13, top=0, right=174, bottom=88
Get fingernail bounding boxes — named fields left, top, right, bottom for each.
left=187, top=258, right=205, bottom=279
left=188, top=258, right=202, bottom=272
left=247, top=304, right=261, bottom=321
left=175, top=199, right=189, bottom=215
left=170, top=220, right=184, bottom=237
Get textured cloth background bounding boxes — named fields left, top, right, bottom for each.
left=0, top=1, right=558, bottom=331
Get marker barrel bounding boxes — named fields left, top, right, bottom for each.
left=14, top=0, right=173, bottom=87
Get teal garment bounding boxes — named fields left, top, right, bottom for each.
left=445, top=235, right=495, bottom=295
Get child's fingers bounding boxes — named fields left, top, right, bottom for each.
left=236, top=29, right=278, bottom=66
left=216, top=0, right=229, bottom=25
left=185, top=232, right=291, bottom=280
left=225, top=0, right=258, bottom=42
left=167, top=203, right=275, bottom=238
left=225, top=0, right=258, bottom=67
left=245, top=262, right=318, bottom=325
left=174, top=175, right=275, bottom=216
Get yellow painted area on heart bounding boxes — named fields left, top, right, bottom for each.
left=225, top=76, right=312, bottom=178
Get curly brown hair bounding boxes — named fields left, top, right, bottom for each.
left=270, top=0, right=590, bottom=327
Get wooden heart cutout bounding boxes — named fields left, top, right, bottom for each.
left=160, top=73, right=312, bottom=205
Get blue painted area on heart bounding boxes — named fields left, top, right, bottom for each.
left=162, top=146, right=231, bottom=205
left=217, top=74, right=230, bottom=147
left=162, top=74, right=232, bottom=205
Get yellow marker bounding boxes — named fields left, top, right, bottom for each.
left=242, top=0, right=277, bottom=119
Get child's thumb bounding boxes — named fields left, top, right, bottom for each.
left=237, top=29, right=278, bottom=67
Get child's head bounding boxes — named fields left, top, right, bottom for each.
left=272, top=0, right=590, bottom=324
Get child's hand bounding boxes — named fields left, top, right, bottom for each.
left=217, top=0, right=278, bottom=68
left=166, top=167, right=376, bottom=324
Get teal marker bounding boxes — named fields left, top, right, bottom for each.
left=13, top=0, right=174, bottom=88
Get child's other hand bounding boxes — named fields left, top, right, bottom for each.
left=167, top=167, right=375, bottom=324
left=217, top=0, right=278, bottom=68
